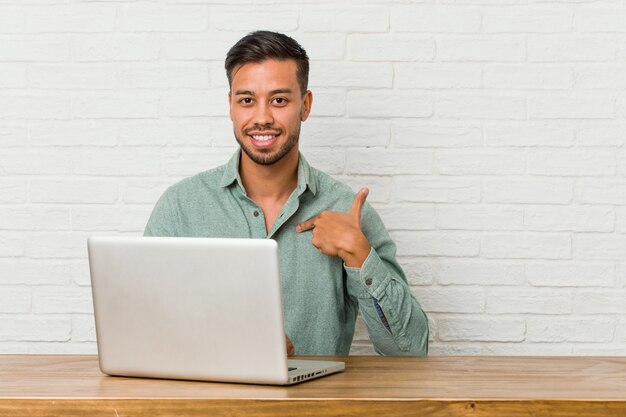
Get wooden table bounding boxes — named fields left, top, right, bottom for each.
left=0, top=355, right=624, bottom=416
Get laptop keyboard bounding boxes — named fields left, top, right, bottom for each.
left=288, top=367, right=297, bottom=371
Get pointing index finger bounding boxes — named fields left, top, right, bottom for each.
left=296, top=216, right=317, bottom=233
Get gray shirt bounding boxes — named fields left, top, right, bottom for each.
left=144, top=150, right=428, bottom=355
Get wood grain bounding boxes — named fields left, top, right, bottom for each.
left=1, top=355, right=625, bottom=416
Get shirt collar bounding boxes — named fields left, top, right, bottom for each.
left=219, top=149, right=318, bottom=197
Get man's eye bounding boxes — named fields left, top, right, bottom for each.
left=273, top=98, right=287, bottom=105
left=240, top=98, right=253, bottom=104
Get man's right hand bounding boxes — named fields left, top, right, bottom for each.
left=286, top=335, right=295, bottom=356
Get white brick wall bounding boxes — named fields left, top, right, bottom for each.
left=1, top=0, right=626, bottom=356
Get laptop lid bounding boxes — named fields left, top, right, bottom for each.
left=88, top=236, right=293, bottom=385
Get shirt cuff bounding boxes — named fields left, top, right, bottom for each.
left=344, top=247, right=392, bottom=299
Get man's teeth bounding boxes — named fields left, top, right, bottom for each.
left=252, top=135, right=275, bottom=141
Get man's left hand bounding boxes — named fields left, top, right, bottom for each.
left=296, top=188, right=372, bottom=268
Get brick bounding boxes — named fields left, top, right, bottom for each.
left=529, top=95, right=614, bottom=119
left=300, top=119, right=390, bottom=148
left=209, top=119, right=236, bottom=148
left=487, top=289, right=572, bottom=314
left=376, top=204, right=436, bottom=231
left=528, top=36, right=617, bottom=62
left=0, top=234, right=24, bottom=257
left=413, top=288, right=486, bottom=313
left=348, top=35, right=435, bottom=61
left=0, top=260, right=70, bottom=285
left=72, top=149, right=161, bottom=176
left=26, top=233, right=89, bottom=260
left=119, top=63, right=210, bottom=89
left=162, top=33, right=239, bottom=61
left=437, top=261, right=525, bottom=285
left=484, top=179, right=573, bottom=204
left=393, top=123, right=482, bottom=148
left=573, top=345, right=626, bottom=356
left=0, top=180, right=26, bottom=203
left=484, top=7, right=572, bottom=33
left=438, top=318, right=525, bottom=342
left=209, top=8, right=298, bottom=31
left=347, top=149, right=432, bottom=175
left=0, top=7, right=23, bottom=32
left=0, top=318, right=70, bottom=342
left=526, top=206, right=614, bottom=232
left=296, top=33, right=346, bottom=61
left=0, top=63, right=26, bottom=88
left=482, top=233, right=571, bottom=259
left=391, top=6, right=481, bottom=33
left=578, top=123, right=626, bottom=146
left=120, top=5, right=209, bottom=32
left=28, top=342, right=97, bottom=355
left=392, top=231, right=481, bottom=257
left=437, top=205, right=524, bottom=231
left=618, top=150, right=626, bottom=176
left=577, top=180, right=626, bottom=204
left=576, top=7, right=626, bottom=32
left=28, top=64, right=116, bottom=89
left=25, top=5, right=116, bottom=33
left=120, top=120, right=210, bottom=147
left=72, top=206, right=152, bottom=232
left=71, top=261, right=90, bottom=287
left=395, top=64, right=483, bottom=89
left=29, top=121, right=119, bottom=147
left=574, top=290, right=626, bottom=314
left=435, top=150, right=525, bottom=175
left=527, top=318, right=615, bottom=342
left=310, top=62, right=392, bottom=88
left=528, top=149, right=615, bottom=176
left=336, top=176, right=392, bottom=204
left=0, top=207, right=69, bottom=231
left=348, top=91, right=433, bottom=118
left=575, top=65, right=626, bottom=89
left=30, top=179, right=118, bottom=204
left=299, top=148, right=345, bottom=175
left=396, top=178, right=481, bottom=203
left=33, top=287, right=93, bottom=314
left=399, top=260, right=436, bottom=286
left=0, top=150, right=72, bottom=175
left=161, top=91, right=227, bottom=117
left=428, top=343, right=484, bottom=356
left=0, top=123, right=27, bottom=146
left=72, top=316, right=96, bottom=342
left=0, top=94, right=70, bottom=119
left=121, top=180, right=174, bottom=205
left=485, top=123, right=574, bottom=147
left=0, top=287, right=31, bottom=313
left=480, top=343, right=573, bottom=356
left=164, top=148, right=234, bottom=177
left=307, top=90, right=347, bottom=117
left=301, top=6, right=388, bottom=32
left=74, top=34, right=160, bottom=62
left=485, top=64, right=573, bottom=89
left=0, top=35, right=70, bottom=61
left=438, top=37, right=525, bottom=61
left=73, top=94, right=160, bottom=119
left=437, top=95, right=526, bottom=119
left=615, top=207, right=626, bottom=233
left=616, top=321, right=626, bottom=342
left=573, top=235, right=626, bottom=260
left=526, top=262, right=614, bottom=287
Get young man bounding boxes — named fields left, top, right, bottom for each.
left=144, top=31, right=429, bottom=356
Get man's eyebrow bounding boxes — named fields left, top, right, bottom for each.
left=234, top=90, right=254, bottom=96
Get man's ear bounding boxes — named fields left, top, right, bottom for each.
left=228, top=91, right=233, bottom=121
left=301, top=90, right=313, bottom=122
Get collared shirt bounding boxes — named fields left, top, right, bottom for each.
left=144, top=150, right=429, bottom=355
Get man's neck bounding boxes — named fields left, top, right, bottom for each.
left=239, top=148, right=299, bottom=203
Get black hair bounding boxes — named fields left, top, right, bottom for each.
left=225, top=31, right=309, bottom=95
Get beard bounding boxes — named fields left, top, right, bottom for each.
left=235, top=125, right=300, bottom=166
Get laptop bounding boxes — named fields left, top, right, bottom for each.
left=87, top=236, right=345, bottom=385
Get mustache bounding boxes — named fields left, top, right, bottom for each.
left=244, top=125, right=283, bottom=135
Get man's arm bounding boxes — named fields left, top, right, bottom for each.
left=296, top=188, right=429, bottom=355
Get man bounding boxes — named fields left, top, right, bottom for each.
left=144, top=31, right=428, bottom=356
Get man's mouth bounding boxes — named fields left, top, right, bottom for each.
left=247, top=130, right=281, bottom=148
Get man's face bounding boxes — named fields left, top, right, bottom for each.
left=228, top=59, right=312, bottom=166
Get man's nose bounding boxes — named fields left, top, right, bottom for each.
left=253, top=102, right=273, bottom=126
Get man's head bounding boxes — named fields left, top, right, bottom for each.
left=226, top=31, right=312, bottom=166
left=225, top=31, right=309, bottom=96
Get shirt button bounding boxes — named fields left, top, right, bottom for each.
left=253, top=210, right=259, bottom=217
left=365, top=278, right=373, bottom=286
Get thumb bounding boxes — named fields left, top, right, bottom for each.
left=349, top=188, right=369, bottom=224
